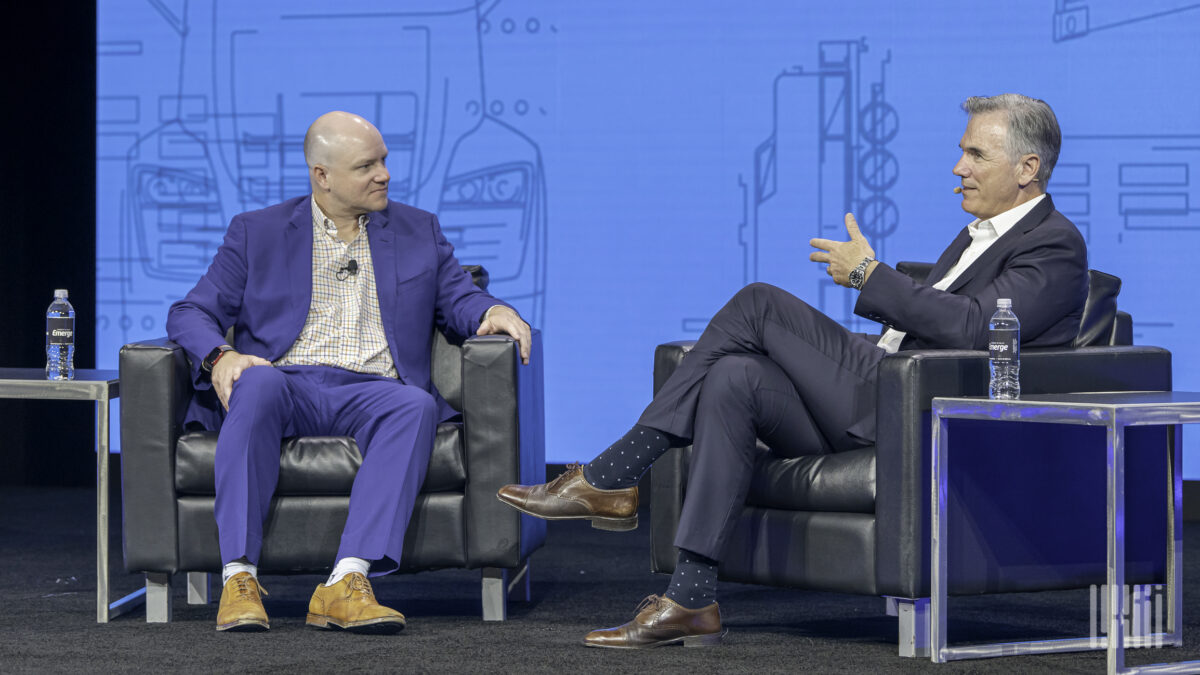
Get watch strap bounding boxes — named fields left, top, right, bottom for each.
left=201, top=345, right=234, bottom=375
left=849, top=256, right=875, bottom=290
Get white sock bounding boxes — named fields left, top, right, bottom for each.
left=325, top=557, right=370, bottom=586
left=222, top=561, right=257, bottom=585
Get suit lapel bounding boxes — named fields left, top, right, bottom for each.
left=944, top=195, right=1055, bottom=293
left=285, top=198, right=314, bottom=323
left=368, top=208, right=399, bottom=364
left=926, top=228, right=973, bottom=286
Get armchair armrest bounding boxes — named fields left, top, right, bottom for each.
left=119, top=337, right=193, bottom=572
left=874, top=345, right=1173, bottom=597
left=462, top=329, right=546, bottom=567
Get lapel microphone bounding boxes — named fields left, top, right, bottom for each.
left=336, top=259, right=359, bottom=281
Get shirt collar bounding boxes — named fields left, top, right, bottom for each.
left=311, top=196, right=370, bottom=238
left=966, top=193, right=1045, bottom=241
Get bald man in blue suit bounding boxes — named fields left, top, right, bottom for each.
left=167, top=111, right=531, bottom=634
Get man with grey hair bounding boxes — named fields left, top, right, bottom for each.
left=498, top=93, right=1087, bottom=648
left=168, top=111, right=531, bottom=634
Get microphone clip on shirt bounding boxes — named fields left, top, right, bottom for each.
left=336, top=258, right=359, bottom=281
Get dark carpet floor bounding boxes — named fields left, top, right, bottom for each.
left=1, top=486, right=1198, bottom=673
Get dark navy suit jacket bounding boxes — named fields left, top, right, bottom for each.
left=855, top=194, right=1088, bottom=350
left=166, top=195, right=508, bottom=428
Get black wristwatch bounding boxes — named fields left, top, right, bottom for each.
left=848, top=257, right=875, bottom=290
left=201, top=345, right=234, bottom=377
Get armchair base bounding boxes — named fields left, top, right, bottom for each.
left=885, top=596, right=930, bottom=658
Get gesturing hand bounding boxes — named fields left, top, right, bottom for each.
left=211, top=351, right=273, bottom=410
left=476, top=305, right=533, bottom=365
left=809, top=213, right=876, bottom=288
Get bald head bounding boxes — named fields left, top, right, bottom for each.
left=304, top=111, right=383, bottom=169
left=305, top=111, right=391, bottom=221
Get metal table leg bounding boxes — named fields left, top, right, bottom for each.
left=97, top=398, right=109, bottom=622
left=1106, top=421, right=1126, bottom=674
left=931, top=410, right=948, bottom=662
left=95, top=396, right=144, bottom=622
left=1113, top=423, right=1197, bottom=675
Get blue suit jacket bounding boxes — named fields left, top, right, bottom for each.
left=855, top=194, right=1088, bottom=350
left=166, top=195, right=508, bottom=427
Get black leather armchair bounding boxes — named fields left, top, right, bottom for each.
left=119, top=267, right=545, bottom=622
left=648, top=266, right=1172, bottom=655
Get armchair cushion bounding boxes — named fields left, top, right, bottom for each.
left=174, top=423, right=467, bottom=496
left=746, top=447, right=875, bottom=513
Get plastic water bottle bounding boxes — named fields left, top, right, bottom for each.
left=46, top=289, right=75, bottom=380
left=988, top=298, right=1019, bottom=400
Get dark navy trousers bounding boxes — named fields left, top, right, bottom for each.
left=638, top=283, right=886, bottom=561
left=214, top=365, right=438, bottom=575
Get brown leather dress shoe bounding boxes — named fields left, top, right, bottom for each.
left=306, top=572, right=406, bottom=634
left=216, top=572, right=269, bottom=632
left=496, top=463, right=638, bottom=531
left=584, top=595, right=724, bottom=648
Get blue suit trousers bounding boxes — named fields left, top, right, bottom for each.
left=214, top=365, right=437, bottom=575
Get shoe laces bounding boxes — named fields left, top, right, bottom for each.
left=634, top=594, right=665, bottom=615
left=347, top=573, right=375, bottom=600
left=232, top=574, right=267, bottom=599
left=547, top=462, right=584, bottom=490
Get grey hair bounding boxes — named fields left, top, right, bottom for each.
left=961, top=94, right=1061, bottom=186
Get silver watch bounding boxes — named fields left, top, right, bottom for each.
left=848, top=256, right=875, bottom=290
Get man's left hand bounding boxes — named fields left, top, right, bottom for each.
left=476, top=306, right=532, bottom=365
left=809, top=213, right=876, bottom=288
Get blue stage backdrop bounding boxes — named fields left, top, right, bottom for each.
left=98, top=1, right=1200, bottom=472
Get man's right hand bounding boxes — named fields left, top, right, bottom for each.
left=211, top=351, right=273, bottom=410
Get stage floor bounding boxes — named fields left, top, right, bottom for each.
left=1, top=485, right=1198, bottom=673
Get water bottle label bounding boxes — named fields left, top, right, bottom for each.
left=47, top=318, right=74, bottom=345
left=989, top=331, right=1019, bottom=362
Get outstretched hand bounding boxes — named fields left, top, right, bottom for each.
left=809, top=213, right=876, bottom=287
left=476, top=305, right=532, bottom=365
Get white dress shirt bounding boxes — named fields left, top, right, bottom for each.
left=875, top=194, right=1046, bottom=353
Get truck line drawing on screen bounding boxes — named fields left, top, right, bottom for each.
left=680, top=39, right=896, bottom=334
left=1052, top=136, right=1200, bottom=346
left=96, top=0, right=548, bottom=360
left=1053, top=0, right=1200, bottom=41
left=1047, top=0, right=1200, bottom=350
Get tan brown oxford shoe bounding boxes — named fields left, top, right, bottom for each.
left=496, top=463, right=639, bottom=531
left=216, top=572, right=269, bottom=632
left=306, top=572, right=406, bottom=634
left=583, top=595, right=724, bottom=649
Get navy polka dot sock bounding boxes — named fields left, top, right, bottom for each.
left=665, top=548, right=718, bottom=609
left=582, top=425, right=673, bottom=490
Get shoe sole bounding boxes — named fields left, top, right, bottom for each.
left=496, top=494, right=638, bottom=531
left=216, top=618, right=269, bottom=632
left=306, top=614, right=406, bottom=635
left=583, top=629, right=727, bottom=649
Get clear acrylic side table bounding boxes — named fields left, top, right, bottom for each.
left=931, top=391, right=1200, bottom=675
